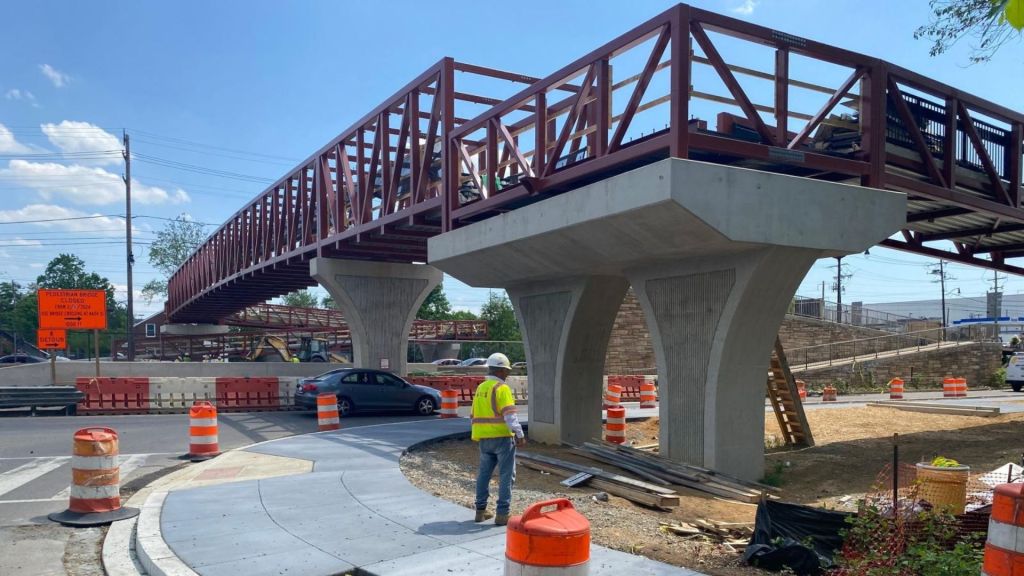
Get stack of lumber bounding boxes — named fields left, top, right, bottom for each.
left=516, top=451, right=680, bottom=508
left=572, top=441, right=776, bottom=503
left=867, top=401, right=999, bottom=417
left=659, top=519, right=753, bottom=553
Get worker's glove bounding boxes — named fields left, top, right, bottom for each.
left=515, top=436, right=527, bottom=447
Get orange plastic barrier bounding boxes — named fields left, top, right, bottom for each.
left=506, top=499, right=590, bottom=572
left=215, top=377, right=280, bottom=410
left=603, top=385, right=622, bottom=409
left=440, top=389, right=459, bottom=418
left=822, top=385, right=837, bottom=402
left=943, top=377, right=967, bottom=398
left=889, top=377, right=904, bottom=400
left=605, top=406, right=626, bottom=444
left=316, top=393, right=340, bottom=431
left=639, top=383, right=658, bottom=409
left=188, top=401, right=221, bottom=460
left=75, top=377, right=150, bottom=414
left=982, top=483, right=1024, bottom=576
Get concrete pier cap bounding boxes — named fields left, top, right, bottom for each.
left=310, top=258, right=441, bottom=376
left=429, top=158, right=905, bottom=480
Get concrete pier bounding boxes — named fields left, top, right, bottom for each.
left=311, top=258, right=441, bottom=376
left=429, top=158, right=905, bottom=480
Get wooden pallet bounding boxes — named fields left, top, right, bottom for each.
left=767, top=337, right=814, bottom=447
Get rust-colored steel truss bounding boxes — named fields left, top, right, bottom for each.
left=168, top=3, right=1024, bottom=323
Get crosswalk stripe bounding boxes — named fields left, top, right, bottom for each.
left=53, top=454, right=150, bottom=501
left=0, top=457, right=69, bottom=498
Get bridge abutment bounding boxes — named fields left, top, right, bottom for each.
left=310, top=258, right=441, bottom=376
left=429, top=158, right=905, bottom=480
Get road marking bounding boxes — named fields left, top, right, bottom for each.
left=0, top=457, right=68, bottom=498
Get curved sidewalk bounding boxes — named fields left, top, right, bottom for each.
left=144, top=417, right=699, bottom=576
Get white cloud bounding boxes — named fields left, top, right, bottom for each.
left=29, top=263, right=44, bottom=268
left=39, top=64, right=70, bottom=88
left=42, top=121, right=122, bottom=165
left=4, top=89, right=37, bottom=107
left=0, top=204, right=127, bottom=233
left=7, top=238, right=43, bottom=247
left=0, top=123, right=33, bottom=154
left=732, top=0, right=758, bottom=16
left=0, top=159, right=191, bottom=206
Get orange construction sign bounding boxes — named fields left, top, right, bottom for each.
left=38, top=329, right=67, bottom=349
left=37, top=289, right=108, bottom=330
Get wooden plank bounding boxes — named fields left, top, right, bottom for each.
left=517, top=451, right=677, bottom=495
left=519, top=460, right=679, bottom=508
left=866, top=402, right=999, bottom=417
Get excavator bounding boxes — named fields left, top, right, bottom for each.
left=248, top=335, right=347, bottom=362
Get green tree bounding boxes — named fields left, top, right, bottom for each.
left=141, top=214, right=208, bottom=303
left=417, top=285, right=454, bottom=320
left=281, top=289, right=319, bottom=308
left=916, top=0, right=1024, bottom=63
left=480, top=291, right=520, bottom=342
left=450, top=309, right=478, bottom=320
left=0, top=280, right=23, bottom=330
left=321, top=295, right=338, bottom=309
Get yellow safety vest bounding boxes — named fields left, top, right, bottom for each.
left=471, top=378, right=515, bottom=440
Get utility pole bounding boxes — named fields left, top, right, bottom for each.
left=123, top=131, right=134, bottom=362
left=929, top=260, right=954, bottom=328
left=820, top=281, right=826, bottom=320
left=831, top=257, right=851, bottom=323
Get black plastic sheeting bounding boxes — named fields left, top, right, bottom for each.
left=743, top=500, right=852, bottom=575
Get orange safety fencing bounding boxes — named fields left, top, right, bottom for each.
left=214, top=377, right=280, bottom=410
left=75, top=378, right=150, bottom=414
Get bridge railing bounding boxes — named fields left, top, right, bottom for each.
left=446, top=4, right=1024, bottom=231
left=166, top=59, right=545, bottom=319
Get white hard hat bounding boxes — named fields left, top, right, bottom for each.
left=486, top=353, right=512, bottom=369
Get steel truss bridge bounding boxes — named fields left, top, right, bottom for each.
left=167, top=3, right=1024, bottom=323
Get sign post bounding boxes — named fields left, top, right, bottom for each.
left=37, top=289, right=108, bottom=378
left=38, top=329, right=67, bottom=386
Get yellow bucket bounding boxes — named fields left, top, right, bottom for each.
left=915, top=463, right=969, bottom=515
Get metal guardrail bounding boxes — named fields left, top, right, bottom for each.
left=786, top=326, right=988, bottom=370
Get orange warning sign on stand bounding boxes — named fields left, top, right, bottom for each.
left=38, top=289, right=107, bottom=330
left=38, top=329, right=67, bottom=349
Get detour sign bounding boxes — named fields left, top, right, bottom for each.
left=38, top=289, right=108, bottom=330
left=38, top=329, right=67, bottom=349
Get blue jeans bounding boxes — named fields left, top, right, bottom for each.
left=475, top=437, right=516, bottom=515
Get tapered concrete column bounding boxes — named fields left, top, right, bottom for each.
left=429, top=158, right=906, bottom=480
left=508, top=276, right=628, bottom=445
left=310, top=258, right=441, bottom=375
left=627, top=248, right=817, bottom=481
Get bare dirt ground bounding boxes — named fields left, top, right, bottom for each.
left=400, top=406, right=1024, bottom=575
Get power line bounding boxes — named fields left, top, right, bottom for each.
left=0, top=214, right=123, bottom=225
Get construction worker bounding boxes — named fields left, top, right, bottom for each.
left=472, top=352, right=525, bottom=525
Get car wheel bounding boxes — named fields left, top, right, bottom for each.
left=415, top=396, right=437, bottom=416
left=337, top=396, right=353, bottom=417
left=1012, top=381, right=1023, bottom=393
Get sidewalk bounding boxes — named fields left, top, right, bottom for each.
left=119, top=416, right=700, bottom=576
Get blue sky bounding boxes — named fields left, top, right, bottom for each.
left=1, top=0, right=1022, bottom=322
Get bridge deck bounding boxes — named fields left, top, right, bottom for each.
left=167, top=3, right=1024, bottom=323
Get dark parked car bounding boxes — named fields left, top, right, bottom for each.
left=459, top=357, right=487, bottom=367
left=431, top=358, right=462, bottom=366
left=0, top=353, right=47, bottom=364
left=294, top=369, right=441, bottom=417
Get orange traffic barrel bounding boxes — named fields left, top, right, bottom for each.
left=316, top=393, right=341, bottom=431
left=605, top=406, right=626, bottom=444
left=796, top=379, right=807, bottom=400
left=942, top=376, right=967, bottom=398
left=982, top=483, right=1024, bottom=575
left=48, top=427, right=139, bottom=526
left=889, top=377, right=904, bottom=400
left=189, top=401, right=221, bottom=461
left=506, top=498, right=589, bottom=574
left=440, top=389, right=459, bottom=418
left=822, top=385, right=837, bottom=402
left=603, top=384, right=622, bottom=409
left=639, top=383, right=658, bottom=409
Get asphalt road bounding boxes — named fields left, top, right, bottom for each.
left=0, top=409, right=439, bottom=576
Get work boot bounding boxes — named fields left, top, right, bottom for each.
left=474, top=509, right=487, bottom=523
left=494, top=513, right=509, bottom=526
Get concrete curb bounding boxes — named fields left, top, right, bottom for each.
left=102, top=490, right=148, bottom=576
left=136, top=491, right=198, bottom=576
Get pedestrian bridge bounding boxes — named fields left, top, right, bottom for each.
left=164, top=4, right=1024, bottom=481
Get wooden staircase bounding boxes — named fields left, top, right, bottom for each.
left=767, top=337, right=814, bottom=447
